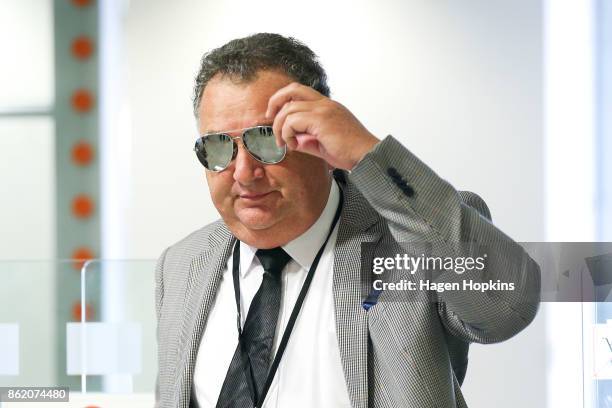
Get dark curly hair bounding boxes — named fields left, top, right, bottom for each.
left=192, top=33, right=330, bottom=117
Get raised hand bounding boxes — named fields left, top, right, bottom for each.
left=266, top=82, right=380, bottom=171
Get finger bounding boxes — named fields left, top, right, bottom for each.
left=280, top=111, right=316, bottom=151
left=280, top=112, right=299, bottom=150
left=266, top=82, right=322, bottom=119
left=294, top=133, right=324, bottom=158
left=279, top=112, right=327, bottom=160
left=272, top=100, right=317, bottom=147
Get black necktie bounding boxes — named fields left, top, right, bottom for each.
left=216, top=247, right=292, bottom=408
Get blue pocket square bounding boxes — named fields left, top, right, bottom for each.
left=362, top=288, right=383, bottom=311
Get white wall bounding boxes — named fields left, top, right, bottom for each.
left=119, top=0, right=545, bottom=406
left=0, top=118, right=56, bottom=387
left=0, top=0, right=56, bottom=389
left=0, top=118, right=55, bottom=260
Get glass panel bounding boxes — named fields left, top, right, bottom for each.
left=596, top=305, right=612, bottom=407
left=0, top=117, right=55, bottom=260
left=587, top=303, right=612, bottom=408
left=0, top=259, right=157, bottom=404
left=0, top=260, right=79, bottom=390
left=82, top=260, right=157, bottom=394
left=0, top=0, right=53, bottom=111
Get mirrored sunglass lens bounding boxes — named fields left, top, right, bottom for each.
left=195, top=134, right=234, bottom=171
left=243, top=127, right=285, bottom=163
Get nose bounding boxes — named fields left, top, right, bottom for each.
left=232, top=142, right=265, bottom=185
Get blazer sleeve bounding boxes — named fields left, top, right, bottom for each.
left=349, top=135, right=541, bottom=344
left=154, top=246, right=169, bottom=407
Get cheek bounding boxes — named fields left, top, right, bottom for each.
left=207, top=174, right=234, bottom=210
left=277, top=168, right=326, bottom=207
left=294, top=158, right=329, bottom=190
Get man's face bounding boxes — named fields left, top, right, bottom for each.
left=197, top=70, right=332, bottom=247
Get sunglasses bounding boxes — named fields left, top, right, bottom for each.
left=194, top=125, right=287, bottom=172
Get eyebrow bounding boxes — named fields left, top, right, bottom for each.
left=203, top=122, right=273, bottom=135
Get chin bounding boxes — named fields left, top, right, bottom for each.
left=235, top=208, right=279, bottom=231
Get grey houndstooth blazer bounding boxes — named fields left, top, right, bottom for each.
left=155, top=136, right=541, bottom=408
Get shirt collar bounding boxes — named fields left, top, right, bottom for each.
left=239, top=179, right=340, bottom=277
left=239, top=241, right=258, bottom=278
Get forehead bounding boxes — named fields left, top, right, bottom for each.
left=198, top=70, right=295, bottom=133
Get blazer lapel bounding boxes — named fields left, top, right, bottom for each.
left=333, top=181, right=382, bottom=408
left=175, top=223, right=235, bottom=408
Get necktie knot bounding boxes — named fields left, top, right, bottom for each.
left=255, top=247, right=291, bottom=278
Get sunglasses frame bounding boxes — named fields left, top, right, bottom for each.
left=194, top=125, right=287, bottom=172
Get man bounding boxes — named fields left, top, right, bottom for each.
left=155, top=33, right=540, bottom=408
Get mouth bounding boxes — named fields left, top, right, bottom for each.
left=238, top=191, right=274, bottom=201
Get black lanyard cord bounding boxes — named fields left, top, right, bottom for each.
left=231, top=189, right=344, bottom=408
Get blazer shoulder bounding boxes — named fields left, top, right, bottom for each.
left=164, top=219, right=229, bottom=263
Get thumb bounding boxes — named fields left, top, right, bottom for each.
left=294, top=133, right=328, bottom=159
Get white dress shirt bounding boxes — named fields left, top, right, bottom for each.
left=193, top=180, right=351, bottom=408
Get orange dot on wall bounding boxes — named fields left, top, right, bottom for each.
left=71, top=36, right=93, bottom=60
left=71, top=140, right=94, bottom=166
left=72, top=247, right=94, bottom=271
left=71, top=302, right=94, bottom=321
left=71, top=0, right=93, bottom=7
left=71, top=194, right=94, bottom=219
left=71, top=89, right=94, bottom=113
